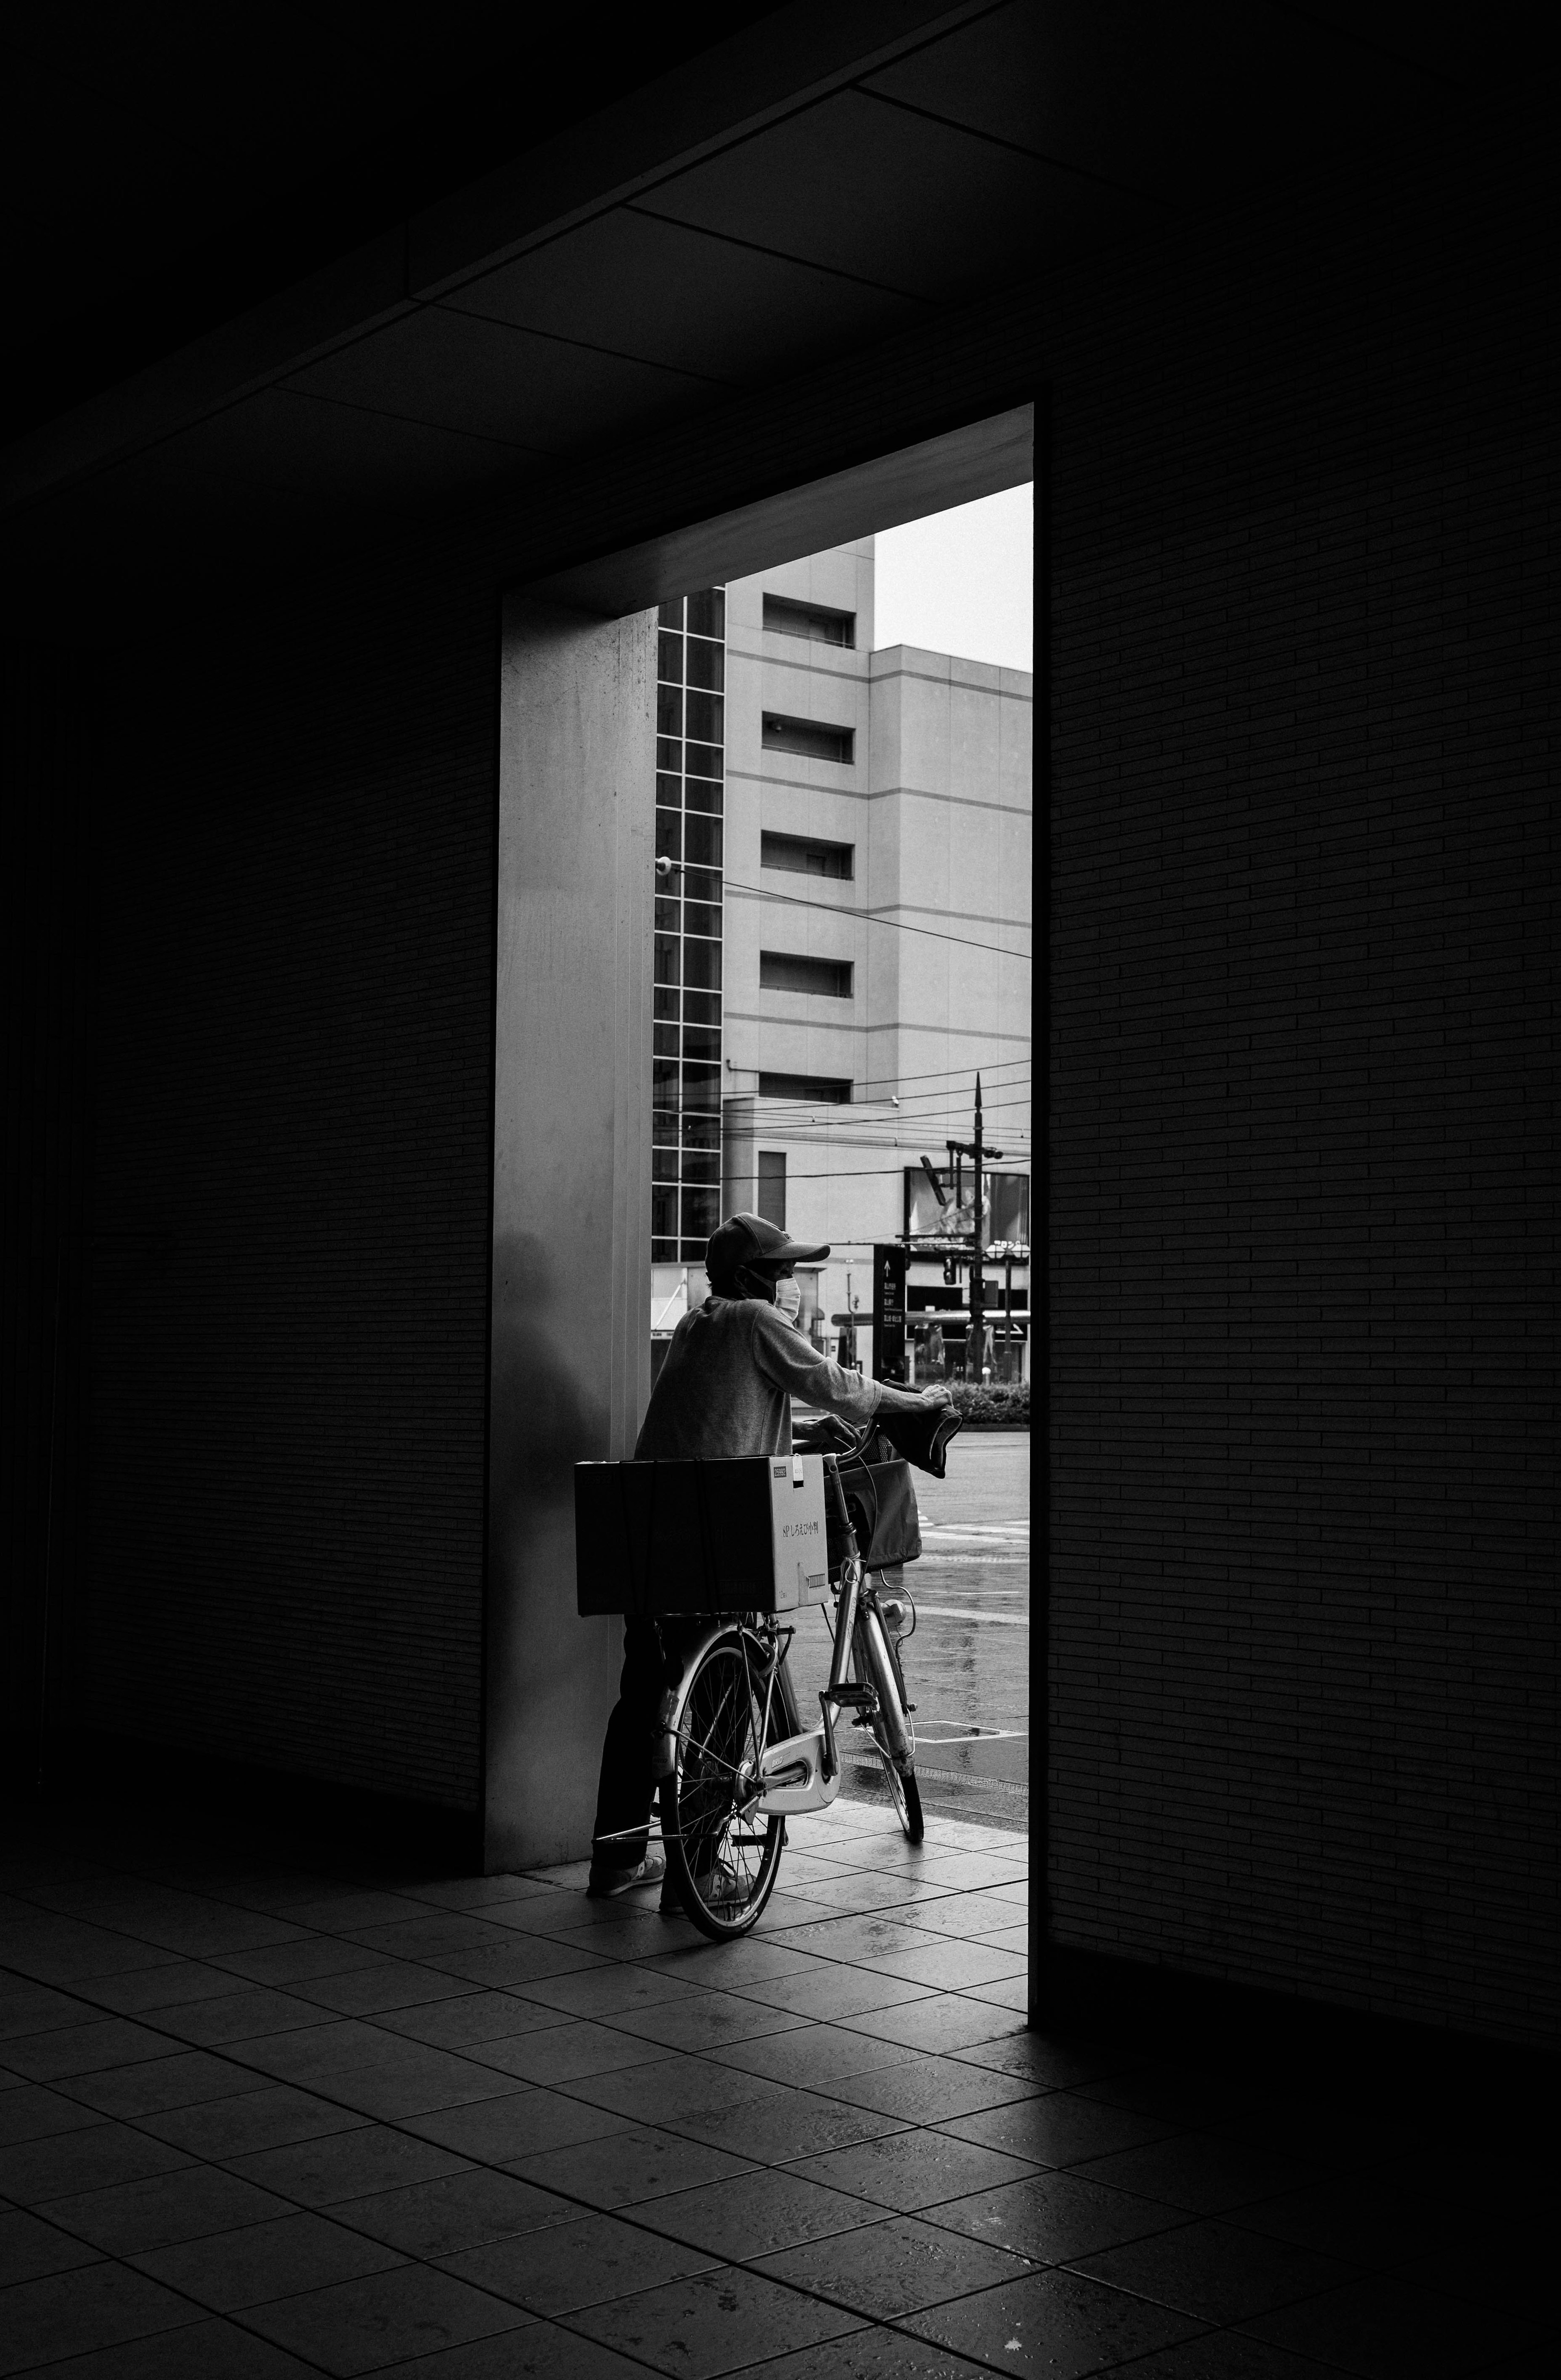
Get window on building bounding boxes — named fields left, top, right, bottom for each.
left=761, top=831, right=853, bottom=880
left=761, top=714, right=854, bottom=765
left=763, top=594, right=855, bottom=647
left=759, top=1072, right=851, bottom=1103
left=759, top=951, right=853, bottom=998
left=757, top=1152, right=786, bottom=1229
left=988, top=1171, right=1031, bottom=1248
left=653, top=589, right=726, bottom=1263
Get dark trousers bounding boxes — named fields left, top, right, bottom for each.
left=591, top=1618, right=702, bottom=1870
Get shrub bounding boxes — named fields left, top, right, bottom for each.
left=948, top=1380, right=1029, bottom=1427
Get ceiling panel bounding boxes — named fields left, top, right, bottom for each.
left=631, top=88, right=1141, bottom=302
left=441, top=207, right=930, bottom=386
left=864, top=2, right=1455, bottom=196
left=283, top=305, right=721, bottom=455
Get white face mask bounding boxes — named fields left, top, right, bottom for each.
left=774, top=1276, right=802, bottom=1323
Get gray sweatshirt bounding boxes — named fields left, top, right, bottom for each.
left=635, top=1295, right=926, bottom=1460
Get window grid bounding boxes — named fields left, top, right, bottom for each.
left=653, top=589, right=726, bottom=1264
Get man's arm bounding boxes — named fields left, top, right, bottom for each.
left=749, top=1304, right=950, bottom=1418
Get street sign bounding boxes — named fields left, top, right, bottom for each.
left=872, top=1244, right=907, bottom=1382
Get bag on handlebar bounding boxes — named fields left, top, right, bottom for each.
left=840, top=1457, right=922, bottom=1571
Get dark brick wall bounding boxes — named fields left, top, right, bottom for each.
left=1048, top=135, right=1559, bottom=2045
left=76, top=560, right=498, bottom=1811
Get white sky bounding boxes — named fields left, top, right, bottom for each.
left=873, top=482, right=1033, bottom=673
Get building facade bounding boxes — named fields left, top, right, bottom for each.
left=652, top=535, right=1033, bottom=1379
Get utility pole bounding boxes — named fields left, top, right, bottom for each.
left=946, top=1074, right=1002, bottom=1383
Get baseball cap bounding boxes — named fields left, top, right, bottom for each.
left=707, top=1212, right=831, bottom=1276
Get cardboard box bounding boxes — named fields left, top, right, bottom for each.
left=575, top=1454, right=831, bottom=1618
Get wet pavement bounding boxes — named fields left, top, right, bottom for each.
left=791, top=1432, right=1031, bottom=1834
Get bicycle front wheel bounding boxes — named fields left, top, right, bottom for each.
left=852, top=1605, right=924, bottom=1845
left=662, top=1630, right=784, bottom=1941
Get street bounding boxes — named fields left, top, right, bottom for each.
left=789, top=1428, right=1031, bottom=1833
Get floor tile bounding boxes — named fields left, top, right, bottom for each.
left=57, top=2047, right=258, bottom=2119
left=560, top=2052, right=783, bottom=2129
left=289, top=1964, right=478, bottom=2019
left=1076, top=2132, right=1318, bottom=2216
left=0, top=2119, right=193, bottom=2205
left=374, top=1994, right=574, bottom=2051
left=321, top=2044, right=528, bottom=2121
left=562, top=2261, right=864, bottom=2376
left=0, top=1982, right=95, bottom=2040
left=408, top=2084, right=634, bottom=2163
left=39, top=2163, right=292, bottom=2254
left=213, top=1940, right=396, bottom=1987
left=924, top=2168, right=1184, bottom=2262
left=330, top=2167, right=574, bottom=2258
left=368, top=2324, right=652, bottom=2378
left=947, top=2032, right=1126, bottom=2089
left=1075, top=2214, right=1354, bottom=2325
left=642, top=2164, right=890, bottom=2258
left=0, top=2260, right=203, bottom=2374
left=12, top=2312, right=323, bottom=2375
left=604, top=1989, right=811, bottom=2055
left=228, top=2121, right=473, bottom=2206
left=0, top=2204, right=102, bottom=2285
left=154, top=1986, right=326, bottom=2047
left=831, top=2053, right=1041, bottom=2126
left=429, top=1938, right=608, bottom=1989
left=744, top=2329, right=994, bottom=2380
left=904, top=2262, right=1203, bottom=2377
left=708, top=2019, right=916, bottom=2088
left=838, top=1997, right=1026, bottom=2058
left=896, top=1890, right=1033, bottom=1940
left=3, top=2016, right=184, bottom=2084
left=670, top=2082, right=905, bottom=2163
left=863, top=1940, right=1030, bottom=1993
left=441, top=2206, right=718, bottom=2315
left=459, top=2018, right=670, bottom=2086
left=276, top=1892, right=443, bottom=1934
left=242, top=2262, right=532, bottom=2376
left=724, top=1965, right=935, bottom=2023
left=764, top=1911, right=948, bottom=1964
left=133, top=2207, right=406, bottom=2311
left=505, top=2122, right=756, bottom=2209
left=0, top=2081, right=104, bottom=2147
left=85, top=1962, right=259, bottom=2018
left=1107, top=2339, right=1346, bottom=2378
left=139, top=2082, right=370, bottom=2159
left=757, top=2209, right=1036, bottom=2319
left=508, top=1964, right=694, bottom=2021
left=1241, top=2274, right=1546, bottom=2378
left=936, top=2090, right=1176, bottom=2168
left=797, top=2126, right=1038, bottom=2211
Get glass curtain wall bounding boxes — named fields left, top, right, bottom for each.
left=653, top=589, right=726, bottom=1263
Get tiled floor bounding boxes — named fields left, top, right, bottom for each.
left=1, top=1796, right=1552, bottom=2379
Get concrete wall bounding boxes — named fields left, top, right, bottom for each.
left=485, top=598, right=654, bottom=1870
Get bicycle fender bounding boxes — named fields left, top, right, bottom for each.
left=650, top=1621, right=744, bottom=1783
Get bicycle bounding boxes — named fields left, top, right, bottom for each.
left=653, top=1413, right=946, bottom=1941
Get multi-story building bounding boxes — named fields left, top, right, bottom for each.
left=652, top=536, right=1032, bottom=1381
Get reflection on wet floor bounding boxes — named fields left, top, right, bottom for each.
left=791, top=1429, right=1031, bottom=1835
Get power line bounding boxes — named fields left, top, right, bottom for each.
left=724, top=879, right=1031, bottom=962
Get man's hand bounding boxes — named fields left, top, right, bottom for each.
left=918, top=1383, right=954, bottom=1411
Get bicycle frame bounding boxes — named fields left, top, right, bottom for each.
left=754, top=1554, right=913, bottom=1816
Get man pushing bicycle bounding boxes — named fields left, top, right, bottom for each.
left=586, top=1210, right=951, bottom=1902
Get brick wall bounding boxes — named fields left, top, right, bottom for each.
left=1048, top=135, right=1559, bottom=2045
left=77, top=558, right=498, bottom=1812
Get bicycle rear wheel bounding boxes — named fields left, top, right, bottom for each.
left=663, top=1630, right=784, bottom=1941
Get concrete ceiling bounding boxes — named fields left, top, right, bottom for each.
left=0, top=1, right=1544, bottom=571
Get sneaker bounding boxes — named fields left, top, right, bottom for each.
left=662, top=1860, right=744, bottom=1913
left=586, top=1851, right=666, bottom=1899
